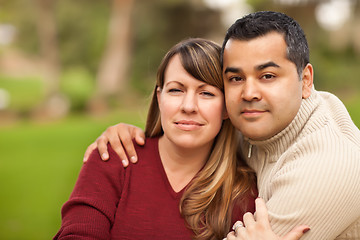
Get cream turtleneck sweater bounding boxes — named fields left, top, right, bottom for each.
left=241, top=89, right=360, bottom=239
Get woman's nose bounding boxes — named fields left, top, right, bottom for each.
left=180, top=92, right=198, bottom=113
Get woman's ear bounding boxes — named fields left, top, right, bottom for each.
left=301, top=63, right=313, bottom=99
left=156, top=86, right=162, bottom=104
left=222, top=108, right=229, bottom=120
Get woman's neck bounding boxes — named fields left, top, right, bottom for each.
left=158, top=136, right=212, bottom=192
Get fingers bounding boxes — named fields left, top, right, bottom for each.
left=87, top=123, right=145, bottom=168
left=107, top=123, right=143, bottom=166
left=281, top=225, right=310, bottom=240
left=117, top=124, right=146, bottom=164
left=228, top=198, right=272, bottom=240
left=227, top=198, right=310, bottom=240
left=96, top=126, right=128, bottom=166
left=232, top=221, right=244, bottom=232
left=254, top=197, right=269, bottom=225
left=233, top=221, right=246, bottom=238
left=243, top=212, right=256, bottom=227
left=226, top=221, right=243, bottom=240
left=115, top=128, right=136, bottom=165
left=83, top=142, right=97, bottom=163
left=134, top=128, right=145, bottom=146
left=226, top=231, right=236, bottom=240
left=97, top=135, right=111, bottom=161
left=128, top=126, right=146, bottom=163
left=226, top=228, right=247, bottom=240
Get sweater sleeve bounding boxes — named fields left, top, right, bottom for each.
left=54, top=147, right=124, bottom=240
left=266, top=145, right=360, bottom=240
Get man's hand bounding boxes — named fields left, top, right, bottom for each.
left=83, top=123, right=145, bottom=167
left=226, top=198, right=310, bottom=240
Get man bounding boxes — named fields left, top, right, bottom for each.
left=84, top=11, right=360, bottom=239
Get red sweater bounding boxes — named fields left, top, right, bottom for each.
left=54, top=137, right=256, bottom=239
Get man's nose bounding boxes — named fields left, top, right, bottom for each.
left=241, top=79, right=261, bottom=101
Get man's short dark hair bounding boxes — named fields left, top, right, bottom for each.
left=221, top=11, right=309, bottom=78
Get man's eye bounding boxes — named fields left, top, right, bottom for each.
left=229, top=76, right=243, bottom=82
left=262, top=74, right=275, bottom=80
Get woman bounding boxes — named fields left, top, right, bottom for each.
left=55, top=38, right=257, bottom=240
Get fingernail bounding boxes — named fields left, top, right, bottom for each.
left=303, top=227, right=310, bottom=233
left=102, top=153, right=109, bottom=160
left=130, top=156, right=137, bottom=163
left=83, top=157, right=87, bottom=163
left=122, top=159, right=128, bottom=167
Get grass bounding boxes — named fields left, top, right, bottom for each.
left=0, top=110, right=146, bottom=240
left=0, top=98, right=359, bottom=240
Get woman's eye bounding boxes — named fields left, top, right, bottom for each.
left=168, top=88, right=182, bottom=93
left=201, top=91, right=215, bottom=97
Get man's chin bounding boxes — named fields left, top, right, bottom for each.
left=240, top=129, right=270, bottom=141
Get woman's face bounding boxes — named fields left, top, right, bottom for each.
left=157, top=54, right=227, bottom=150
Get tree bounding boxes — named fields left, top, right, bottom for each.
left=90, top=0, right=135, bottom=112
left=34, top=0, right=69, bottom=119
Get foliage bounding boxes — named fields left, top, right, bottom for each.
left=60, top=67, right=95, bottom=111
left=1, top=0, right=224, bottom=108
left=130, top=0, right=223, bottom=95
left=311, top=44, right=360, bottom=95
left=0, top=0, right=40, bottom=54
left=55, top=0, right=111, bottom=73
left=0, top=76, right=44, bottom=113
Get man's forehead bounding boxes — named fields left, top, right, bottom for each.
left=224, top=32, right=286, bottom=50
left=223, top=36, right=288, bottom=64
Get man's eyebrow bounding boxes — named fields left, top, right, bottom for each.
left=224, top=67, right=242, bottom=74
left=256, top=61, right=280, bottom=71
left=224, top=62, right=280, bottom=74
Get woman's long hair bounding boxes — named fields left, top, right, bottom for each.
left=145, top=38, right=256, bottom=240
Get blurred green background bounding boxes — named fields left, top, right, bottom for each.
left=1, top=0, right=360, bottom=239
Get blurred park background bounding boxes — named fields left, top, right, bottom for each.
left=1, top=0, right=360, bottom=239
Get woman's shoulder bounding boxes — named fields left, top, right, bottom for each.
left=86, top=144, right=124, bottom=171
left=133, top=136, right=160, bottom=157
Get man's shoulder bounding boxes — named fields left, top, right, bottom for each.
left=336, top=216, right=360, bottom=240
left=301, top=90, right=360, bottom=153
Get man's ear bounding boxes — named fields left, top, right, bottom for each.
left=301, top=63, right=313, bottom=99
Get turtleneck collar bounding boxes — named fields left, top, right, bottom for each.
left=243, top=89, right=327, bottom=163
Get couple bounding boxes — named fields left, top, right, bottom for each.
left=55, top=11, right=360, bottom=239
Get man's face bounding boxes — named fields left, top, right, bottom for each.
left=222, top=32, right=312, bottom=141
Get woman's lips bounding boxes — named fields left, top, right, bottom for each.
left=174, top=120, right=204, bottom=131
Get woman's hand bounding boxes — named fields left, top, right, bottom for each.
left=225, top=198, right=310, bottom=240
left=83, top=123, right=145, bottom=167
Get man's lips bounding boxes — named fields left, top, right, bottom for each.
left=241, top=109, right=267, bottom=117
left=241, top=109, right=266, bottom=114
